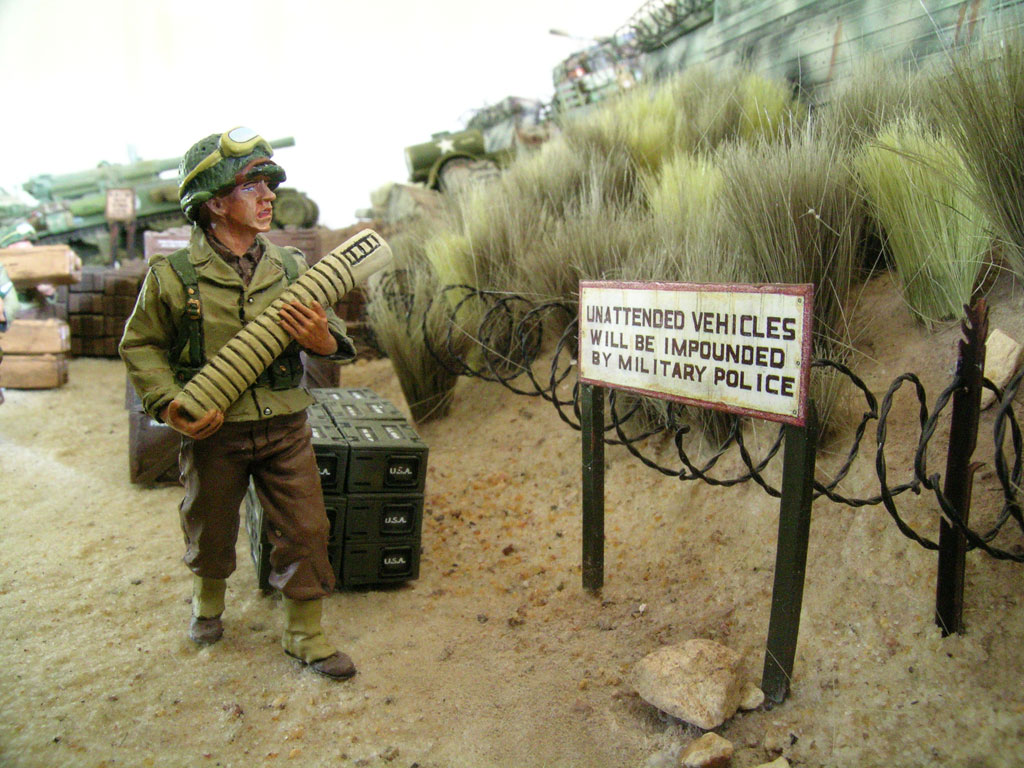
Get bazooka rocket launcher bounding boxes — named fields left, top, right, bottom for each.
left=174, top=228, right=392, bottom=419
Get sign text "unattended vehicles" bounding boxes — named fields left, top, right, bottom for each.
left=578, top=281, right=814, bottom=426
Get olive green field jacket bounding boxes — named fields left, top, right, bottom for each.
left=119, top=227, right=354, bottom=423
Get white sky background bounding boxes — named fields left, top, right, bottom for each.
left=0, top=0, right=643, bottom=228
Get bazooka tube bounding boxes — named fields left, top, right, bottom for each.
left=175, top=228, right=392, bottom=418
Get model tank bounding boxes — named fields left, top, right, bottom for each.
left=8, top=136, right=319, bottom=262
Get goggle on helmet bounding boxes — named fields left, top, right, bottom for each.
left=178, top=127, right=286, bottom=222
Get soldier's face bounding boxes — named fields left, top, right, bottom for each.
left=212, top=179, right=276, bottom=233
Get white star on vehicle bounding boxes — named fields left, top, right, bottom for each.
left=437, top=138, right=455, bottom=154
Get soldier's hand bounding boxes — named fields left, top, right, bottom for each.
left=278, top=300, right=337, bottom=356
left=161, top=400, right=224, bottom=440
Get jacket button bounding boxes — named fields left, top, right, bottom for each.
left=263, top=407, right=272, bottom=416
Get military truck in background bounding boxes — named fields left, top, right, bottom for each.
left=403, top=97, right=548, bottom=195
left=394, top=26, right=641, bottom=208
left=2, top=136, right=320, bottom=262
left=384, top=0, right=1024, bottom=224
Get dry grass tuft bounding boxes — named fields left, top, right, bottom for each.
left=365, top=224, right=467, bottom=423
left=930, top=36, right=1024, bottom=281
left=854, top=118, right=992, bottom=327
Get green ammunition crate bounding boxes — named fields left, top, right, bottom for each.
left=309, top=421, right=349, bottom=495
left=334, top=493, right=423, bottom=540
left=311, top=387, right=405, bottom=422
left=244, top=483, right=272, bottom=591
left=311, top=386, right=385, bottom=405
left=324, top=494, right=347, bottom=545
left=333, top=539, right=421, bottom=586
left=305, top=403, right=335, bottom=428
left=323, top=398, right=405, bottom=422
left=245, top=487, right=351, bottom=590
left=334, top=419, right=428, bottom=494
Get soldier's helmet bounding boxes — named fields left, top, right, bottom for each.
left=178, top=127, right=286, bottom=222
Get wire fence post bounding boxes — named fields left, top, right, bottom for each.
left=762, top=400, right=818, bottom=704
left=936, top=299, right=988, bottom=636
left=581, top=383, right=605, bottom=593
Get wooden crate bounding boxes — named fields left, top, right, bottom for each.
left=0, top=353, right=69, bottom=389
left=0, top=319, right=70, bottom=354
left=0, top=245, right=82, bottom=286
left=128, top=411, right=181, bottom=485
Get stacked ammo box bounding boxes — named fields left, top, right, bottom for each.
left=245, top=387, right=427, bottom=590
left=67, top=264, right=146, bottom=357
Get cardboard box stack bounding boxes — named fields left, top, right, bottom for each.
left=0, top=318, right=71, bottom=389
left=0, top=244, right=82, bottom=286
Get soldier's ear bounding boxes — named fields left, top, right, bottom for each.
left=206, top=197, right=225, bottom=218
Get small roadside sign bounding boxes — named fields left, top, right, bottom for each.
left=105, top=188, right=136, bottom=222
left=579, top=281, right=814, bottom=426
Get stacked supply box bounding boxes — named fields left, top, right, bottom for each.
left=124, top=376, right=180, bottom=485
left=244, top=387, right=427, bottom=590
left=328, top=416, right=426, bottom=587
left=68, top=264, right=146, bottom=357
left=0, top=318, right=71, bottom=389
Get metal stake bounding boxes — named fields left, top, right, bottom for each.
left=762, top=400, right=818, bottom=704
left=581, top=383, right=605, bottom=593
left=936, top=300, right=987, bottom=636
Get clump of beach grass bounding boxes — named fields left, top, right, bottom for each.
left=561, top=65, right=804, bottom=177
left=716, top=129, right=865, bottom=350
left=365, top=224, right=468, bottom=423
left=813, top=56, right=930, bottom=149
left=642, top=153, right=729, bottom=281
left=854, top=118, right=992, bottom=327
left=929, top=36, right=1024, bottom=281
left=713, top=128, right=868, bottom=424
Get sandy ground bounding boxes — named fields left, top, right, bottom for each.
left=2, top=273, right=1024, bottom=768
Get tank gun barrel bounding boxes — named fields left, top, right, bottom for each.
left=23, top=137, right=297, bottom=202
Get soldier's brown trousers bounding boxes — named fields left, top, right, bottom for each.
left=178, top=411, right=335, bottom=600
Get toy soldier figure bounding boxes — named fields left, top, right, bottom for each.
left=120, top=127, right=356, bottom=680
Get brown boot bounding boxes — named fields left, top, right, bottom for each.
left=189, top=576, right=226, bottom=646
left=281, top=596, right=357, bottom=680
left=189, top=615, right=224, bottom=645
left=308, top=651, right=356, bottom=680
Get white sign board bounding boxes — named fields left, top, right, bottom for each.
left=105, top=188, right=136, bottom=222
left=579, top=281, right=814, bottom=425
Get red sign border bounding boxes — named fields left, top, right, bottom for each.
left=578, top=280, right=815, bottom=427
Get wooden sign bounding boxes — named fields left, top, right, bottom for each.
left=105, top=188, right=136, bottom=222
left=579, top=281, right=814, bottom=426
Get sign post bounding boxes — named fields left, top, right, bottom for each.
left=761, top=400, right=818, bottom=703
left=577, top=280, right=816, bottom=702
left=580, top=383, right=605, bottom=593
left=105, top=188, right=137, bottom=264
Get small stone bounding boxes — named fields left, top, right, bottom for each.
left=763, top=724, right=799, bottom=756
left=381, top=746, right=400, bottom=762
left=738, top=682, right=764, bottom=710
left=678, top=732, right=733, bottom=767
left=981, top=329, right=1024, bottom=409
left=633, top=639, right=746, bottom=730
left=751, top=758, right=790, bottom=768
